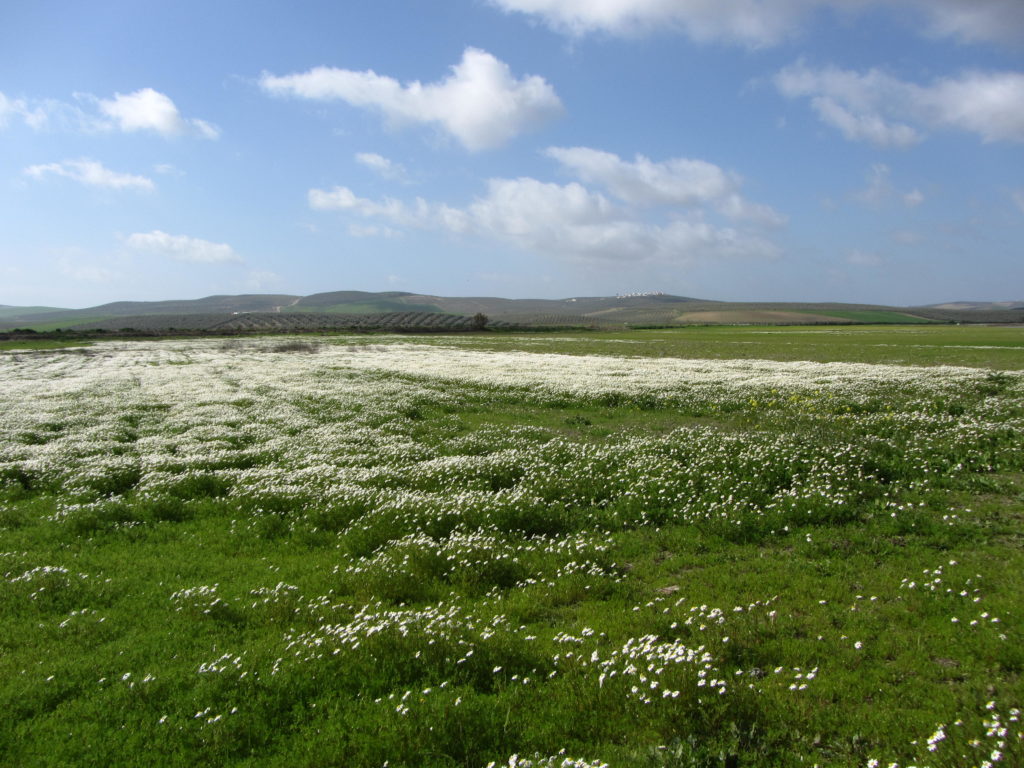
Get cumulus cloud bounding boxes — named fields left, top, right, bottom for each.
left=355, top=152, right=408, bottom=180
left=775, top=64, right=923, bottom=148
left=309, top=147, right=782, bottom=266
left=489, top=0, right=1024, bottom=46
left=24, top=158, right=155, bottom=191
left=545, top=147, right=732, bottom=205
left=260, top=48, right=563, bottom=151
left=545, top=146, right=786, bottom=225
left=98, top=88, right=219, bottom=138
left=806, top=97, right=921, bottom=148
left=775, top=62, right=1024, bottom=146
left=125, top=231, right=241, bottom=264
left=914, top=71, right=1024, bottom=143
left=308, top=186, right=413, bottom=221
left=462, top=176, right=778, bottom=262
left=0, top=88, right=217, bottom=138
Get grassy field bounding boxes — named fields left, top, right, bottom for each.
left=450, top=324, right=1024, bottom=370
left=0, top=326, right=1021, bottom=767
left=6, top=317, right=116, bottom=332
left=789, top=309, right=936, bottom=324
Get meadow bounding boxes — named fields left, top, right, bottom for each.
left=0, top=325, right=1022, bottom=767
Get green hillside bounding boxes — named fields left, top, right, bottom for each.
left=2, top=289, right=1022, bottom=332
left=0, top=306, right=68, bottom=320
left=285, top=300, right=445, bottom=315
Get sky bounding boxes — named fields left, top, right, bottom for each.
left=1, top=0, right=1023, bottom=308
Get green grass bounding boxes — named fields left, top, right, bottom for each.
left=791, top=309, right=937, bottom=324
left=4, top=316, right=116, bottom=332
left=428, top=324, right=1024, bottom=369
left=0, top=329, right=1021, bottom=767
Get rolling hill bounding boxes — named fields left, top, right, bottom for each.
left=0, top=291, right=1022, bottom=332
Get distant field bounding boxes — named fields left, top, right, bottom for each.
left=448, top=324, right=1024, bottom=370
left=1, top=328, right=1021, bottom=767
left=790, top=308, right=935, bottom=323
left=674, top=309, right=854, bottom=324
left=11, top=316, right=115, bottom=332
left=629, top=308, right=935, bottom=325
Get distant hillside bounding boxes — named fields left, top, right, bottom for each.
left=0, top=291, right=708, bottom=328
left=2, top=290, right=1022, bottom=331
left=62, top=312, right=505, bottom=333
left=0, top=305, right=68, bottom=320
left=923, top=301, right=1024, bottom=311
left=289, top=291, right=445, bottom=315
left=0, top=294, right=300, bottom=327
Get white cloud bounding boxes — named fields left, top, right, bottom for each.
left=1013, top=190, right=1024, bottom=215
left=125, top=231, right=241, bottom=264
left=310, top=177, right=778, bottom=265
left=0, top=91, right=55, bottom=130
left=545, top=146, right=732, bottom=205
left=309, top=145, right=783, bottom=265
left=776, top=62, right=1024, bottom=146
left=914, top=0, right=1024, bottom=46
left=903, top=188, right=924, bottom=207
left=490, top=0, right=809, bottom=45
left=855, top=164, right=924, bottom=208
left=24, top=158, right=154, bottom=191
left=490, top=0, right=1024, bottom=46
left=260, top=47, right=563, bottom=151
left=0, top=88, right=217, bottom=139
left=464, top=176, right=779, bottom=262
left=775, top=64, right=923, bottom=148
left=914, top=71, right=1024, bottom=143
left=308, top=186, right=414, bottom=221
left=355, top=152, right=407, bottom=180
left=807, top=97, right=921, bottom=148
left=98, top=88, right=219, bottom=138
left=545, top=146, right=785, bottom=225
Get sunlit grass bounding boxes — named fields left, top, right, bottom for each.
left=0, top=330, right=1021, bottom=766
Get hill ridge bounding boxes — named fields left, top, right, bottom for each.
left=1, top=291, right=1022, bottom=330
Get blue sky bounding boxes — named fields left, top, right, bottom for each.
left=2, top=0, right=1022, bottom=308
